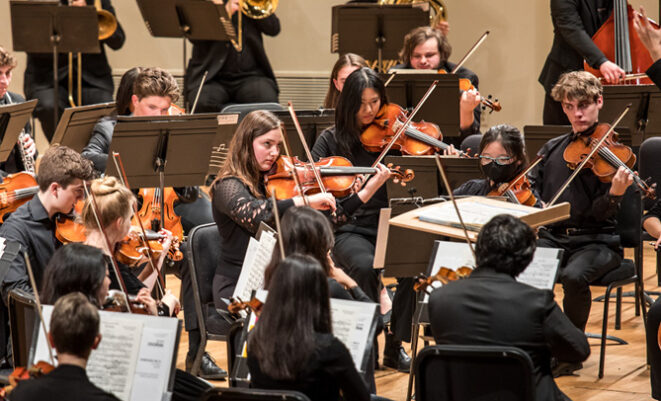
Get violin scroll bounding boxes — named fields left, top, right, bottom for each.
left=386, top=163, right=415, bottom=186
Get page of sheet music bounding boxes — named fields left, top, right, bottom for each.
left=232, top=231, right=276, bottom=302
left=87, top=319, right=143, bottom=400
left=330, top=299, right=378, bottom=371
left=417, top=200, right=529, bottom=229
left=129, top=326, right=176, bottom=401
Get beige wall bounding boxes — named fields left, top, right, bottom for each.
left=1, top=0, right=659, bottom=134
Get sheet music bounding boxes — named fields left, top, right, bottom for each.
left=87, top=319, right=143, bottom=400
left=417, top=200, right=529, bottom=230
left=129, top=327, right=176, bottom=401
left=516, top=247, right=562, bottom=290
left=330, top=299, right=378, bottom=372
left=232, top=231, right=277, bottom=303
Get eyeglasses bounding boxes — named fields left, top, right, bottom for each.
left=479, top=155, right=514, bottom=166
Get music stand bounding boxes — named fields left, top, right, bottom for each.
left=273, top=109, right=336, bottom=160
left=50, top=102, right=116, bottom=152
left=104, top=113, right=220, bottom=190
left=601, top=85, right=661, bottom=146
left=523, top=125, right=633, bottom=158
left=331, top=3, right=429, bottom=72
left=10, top=0, right=100, bottom=131
left=382, top=73, right=461, bottom=140
left=0, top=100, right=38, bottom=165
left=206, top=113, right=239, bottom=183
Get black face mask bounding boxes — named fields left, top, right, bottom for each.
left=480, top=162, right=519, bottom=184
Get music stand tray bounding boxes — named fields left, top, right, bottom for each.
left=0, top=100, right=38, bottom=164
left=51, top=102, right=116, bottom=152
left=105, top=113, right=221, bottom=188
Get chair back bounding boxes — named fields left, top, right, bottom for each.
left=201, top=387, right=310, bottom=401
left=616, top=186, right=643, bottom=248
left=415, top=344, right=535, bottom=401
left=8, top=289, right=37, bottom=368
left=220, top=103, right=285, bottom=123
left=460, top=134, right=481, bottom=157
left=638, top=136, right=661, bottom=209
left=185, top=223, right=222, bottom=335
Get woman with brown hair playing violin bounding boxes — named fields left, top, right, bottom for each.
left=454, top=124, right=541, bottom=207
left=80, top=176, right=179, bottom=317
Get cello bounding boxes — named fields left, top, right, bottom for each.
left=584, top=0, right=658, bottom=85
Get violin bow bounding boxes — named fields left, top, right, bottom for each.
left=83, top=182, right=135, bottom=313
left=111, top=152, right=168, bottom=297
left=371, top=80, right=440, bottom=169
left=384, top=70, right=398, bottom=88
left=287, top=102, right=329, bottom=196
left=450, top=31, right=489, bottom=74
left=23, top=252, right=56, bottom=364
left=548, top=105, right=631, bottom=207
left=270, top=188, right=286, bottom=260
left=498, top=155, right=543, bottom=194
left=277, top=122, right=309, bottom=206
left=434, top=154, right=476, bottom=261
left=190, top=70, right=208, bottom=114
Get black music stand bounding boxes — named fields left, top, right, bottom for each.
left=50, top=102, right=116, bottom=152
left=206, top=113, right=239, bottom=183
left=382, top=73, right=461, bottom=140
left=523, top=125, right=633, bottom=158
left=10, top=0, right=100, bottom=131
left=601, top=85, right=661, bottom=146
left=0, top=100, right=38, bottom=165
left=104, top=114, right=220, bottom=189
left=273, top=109, right=336, bottom=160
left=331, top=3, right=429, bottom=72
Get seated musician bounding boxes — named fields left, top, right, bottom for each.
left=0, top=145, right=95, bottom=304
left=311, top=67, right=410, bottom=372
left=0, top=45, right=36, bottom=175
left=528, top=70, right=634, bottom=376
left=429, top=214, right=590, bottom=401
left=184, top=0, right=279, bottom=113
left=454, top=124, right=541, bottom=207
left=79, top=176, right=179, bottom=317
left=23, top=0, right=125, bottom=141
left=394, top=26, right=481, bottom=137
left=323, top=53, right=368, bottom=109
left=248, top=254, right=371, bottom=401
left=9, top=292, right=120, bottom=401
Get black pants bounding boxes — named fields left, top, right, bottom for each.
left=538, top=230, right=622, bottom=331
left=543, top=92, right=571, bottom=126
left=26, top=85, right=113, bottom=142
left=648, top=298, right=661, bottom=399
left=189, top=75, right=278, bottom=113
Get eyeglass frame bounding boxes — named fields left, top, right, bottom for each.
left=478, top=155, right=515, bottom=166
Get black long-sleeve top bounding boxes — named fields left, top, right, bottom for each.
left=528, top=127, right=622, bottom=230
left=82, top=115, right=116, bottom=173
left=311, top=127, right=396, bottom=234
left=247, top=332, right=370, bottom=401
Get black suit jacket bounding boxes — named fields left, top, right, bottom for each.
left=23, top=0, right=125, bottom=94
left=539, top=0, right=612, bottom=92
left=184, top=12, right=280, bottom=98
left=429, top=268, right=590, bottom=401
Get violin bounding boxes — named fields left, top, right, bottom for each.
left=488, top=176, right=537, bottom=206
left=584, top=0, right=657, bottom=85
left=563, top=123, right=656, bottom=199
left=0, top=361, right=55, bottom=398
left=437, top=69, right=502, bottom=112
left=228, top=297, right=264, bottom=316
left=265, top=155, right=414, bottom=200
left=361, top=103, right=466, bottom=156
left=0, top=172, right=39, bottom=223
left=102, top=289, right=149, bottom=315
left=414, top=266, right=473, bottom=293
left=136, top=187, right=184, bottom=243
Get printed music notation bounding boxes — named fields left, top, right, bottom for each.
left=232, top=226, right=277, bottom=306
left=330, top=299, right=379, bottom=373
left=208, top=143, right=229, bottom=173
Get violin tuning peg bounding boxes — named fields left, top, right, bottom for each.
left=393, top=178, right=400, bottom=184
left=487, top=94, right=493, bottom=99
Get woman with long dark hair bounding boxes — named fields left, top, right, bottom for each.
left=323, top=53, right=367, bottom=109
left=311, top=67, right=409, bottom=372
left=248, top=254, right=370, bottom=401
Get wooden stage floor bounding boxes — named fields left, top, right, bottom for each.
left=168, top=244, right=661, bottom=401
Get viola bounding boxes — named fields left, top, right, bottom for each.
left=136, top=187, right=184, bottom=243
left=563, top=123, right=656, bottom=199
left=361, top=103, right=466, bottom=156
left=264, top=155, right=414, bottom=200
left=0, top=172, right=39, bottom=223
left=584, top=0, right=657, bottom=85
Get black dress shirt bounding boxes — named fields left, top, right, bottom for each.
left=528, top=127, right=621, bottom=231
left=247, top=332, right=370, bottom=401
left=9, top=364, right=120, bottom=401
left=0, top=196, right=59, bottom=304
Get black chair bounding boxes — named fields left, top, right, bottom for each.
left=414, top=344, right=535, bottom=401
left=638, top=137, right=661, bottom=288
left=186, top=222, right=234, bottom=377
left=586, top=185, right=648, bottom=378
left=459, top=134, right=481, bottom=157
left=7, top=289, right=38, bottom=370
left=221, top=102, right=285, bottom=123
left=201, top=387, right=311, bottom=401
